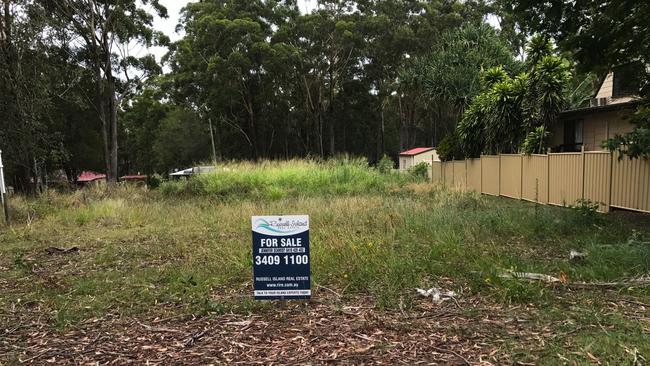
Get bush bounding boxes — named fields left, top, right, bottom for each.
left=520, top=126, right=550, bottom=154
left=147, top=174, right=163, bottom=189
left=437, top=132, right=463, bottom=161
left=377, top=155, right=394, bottom=174
left=408, top=162, right=429, bottom=179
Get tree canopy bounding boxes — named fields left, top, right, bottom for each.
left=1, top=0, right=646, bottom=190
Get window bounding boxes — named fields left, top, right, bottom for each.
left=612, top=63, right=643, bottom=98
left=563, top=119, right=583, bottom=151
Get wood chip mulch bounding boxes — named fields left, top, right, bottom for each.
left=1, top=295, right=551, bottom=365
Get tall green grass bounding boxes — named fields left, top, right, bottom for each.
left=159, top=157, right=421, bottom=199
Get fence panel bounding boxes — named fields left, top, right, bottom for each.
left=443, top=162, right=454, bottom=186
left=499, top=155, right=522, bottom=199
left=466, top=159, right=481, bottom=192
left=432, top=152, right=650, bottom=214
left=431, top=161, right=443, bottom=184
left=584, top=152, right=611, bottom=212
left=453, top=161, right=467, bottom=190
left=481, top=155, right=500, bottom=196
left=611, top=156, right=650, bottom=213
left=522, top=155, right=549, bottom=204
left=549, top=153, right=583, bottom=206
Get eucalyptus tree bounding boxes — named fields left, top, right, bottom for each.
left=286, top=2, right=361, bottom=157
left=0, top=0, right=54, bottom=190
left=168, top=0, right=300, bottom=159
left=42, top=0, right=168, bottom=182
left=356, top=0, right=485, bottom=157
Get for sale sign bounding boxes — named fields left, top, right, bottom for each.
left=251, top=215, right=311, bottom=300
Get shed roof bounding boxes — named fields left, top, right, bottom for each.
left=120, top=175, right=147, bottom=181
left=77, top=171, right=106, bottom=182
left=399, top=147, right=434, bottom=156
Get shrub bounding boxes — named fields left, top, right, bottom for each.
left=520, top=126, right=550, bottom=154
left=437, top=132, right=463, bottom=161
left=408, top=162, right=429, bottom=179
left=377, top=155, right=394, bottom=174
left=147, top=174, right=163, bottom=189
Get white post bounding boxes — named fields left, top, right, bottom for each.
left=0, top=150, right=9, bottom=225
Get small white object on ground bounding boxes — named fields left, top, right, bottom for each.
left=569, top=250, right=587, bottom=261
left=416, top=287, right=457, bottom=303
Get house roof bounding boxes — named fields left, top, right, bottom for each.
left=400, top=147, right=435, bottom=156
left=169, top=168, right=194, bottom=176
left=169, top=166, right=216, bottom=176
left=77, top=171, right=106, bottom=182
left=560, top=100, right=640, bottom=117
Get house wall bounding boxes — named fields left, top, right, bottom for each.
left=595, top=72, right=638, bottom=105
left=552, top=109, right=635, bottom=151
left=399, top=156, right=414, bottom=170
left=399, top=150, right=438, bottom=170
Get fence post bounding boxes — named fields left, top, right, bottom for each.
left=478, top=155, right=483, bottom=194
left=581, top=145, right=586, bottom=200
left=520, top=154, right=524, bottom=200
left=498, top=154, right=502, bottom=196
left=547, top=148, right=551, bottom=204
left=607, top=150, right=614, bottom=212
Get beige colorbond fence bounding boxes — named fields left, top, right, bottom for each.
left=431, top=151, right=650, bottom=213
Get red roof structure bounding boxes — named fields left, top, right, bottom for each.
left=399, top=147, right=434, bottom=156
left=120, top=175, right=147, bottom=181
left=77, top=171, right=106, bottom=183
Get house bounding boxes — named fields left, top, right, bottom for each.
left=76, top=171, right=106, bottom=186
left=399, top=148, right=439, bottom=170
left=551, top=65, right=642, bottom=152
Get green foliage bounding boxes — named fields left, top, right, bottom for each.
left=456, top=37, right=570, bottom=156
left=604, top=102, right=650, bottom=159
left=570, top=199, right=602, bottom=226
left=159, top=158, right=421, bottom=199
left=146, top=174, right=163, bottom=189
left=437, top=132, right=463, bottom=161
left=376, top=155, right=395, bottom=174
left=520, top=126, right=550, bottom=155
left=152, top=108, right=210, bottom=172
left=408, top=162, right=429, bottom=179
left=420, top=23, right=520, bottom=108
left=505, top=0, right=650, bottom=80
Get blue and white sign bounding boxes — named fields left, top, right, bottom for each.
left=252, top=215, right=310, bottom=300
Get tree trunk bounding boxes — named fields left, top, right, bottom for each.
left=107, top=76, right=118, bottom=182
left=377, top=102, right=385, bottom=160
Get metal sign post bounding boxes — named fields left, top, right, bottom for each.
left=0, top=150, right=9, bottom=225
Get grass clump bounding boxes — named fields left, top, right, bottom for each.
left=159, top=157, right=421, bottom=199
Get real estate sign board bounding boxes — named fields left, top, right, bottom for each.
left=251, top=215, right=311, bottom=300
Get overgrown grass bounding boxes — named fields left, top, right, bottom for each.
left=1, top=160, right=649, bottom=361
left=159, top=157, right=421, bottom=199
